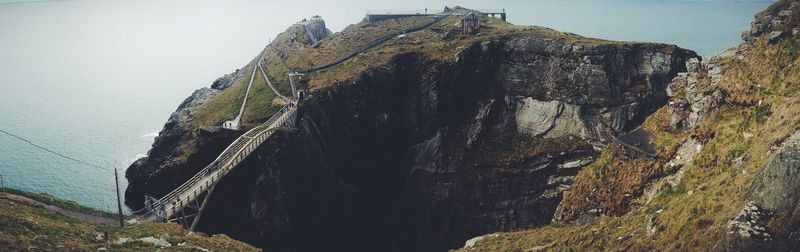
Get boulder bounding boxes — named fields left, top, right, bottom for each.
left=768, top=31, right=784, bottom=44
left=721, top=131, right=800, bottom=249
left=721, top=201, right=773, bottom=250
left=137, top=236, right=172, bottom=248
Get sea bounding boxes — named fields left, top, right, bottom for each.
left=0, top=0, right=772, bottom=212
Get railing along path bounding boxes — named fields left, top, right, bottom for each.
left=140, top=105, right=296, bottom=221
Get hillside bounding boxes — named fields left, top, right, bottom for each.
left=461, top=0, right=800, bottom=250
left=125, top=7, right=701, bottom=251
left=0, top=189, right=257, bottom=251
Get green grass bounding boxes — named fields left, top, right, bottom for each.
left=194, top=66, right=253, bottom=128
left=754, top=103, right=773, bottom=123
left=0, top=188, right=117, bottom=219
left=0, top=190, right=258, bottom=251
left=241, top=65, right=282, bottom=127
left=262, top=16, right=438, bottom=93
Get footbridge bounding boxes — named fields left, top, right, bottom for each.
left=136, top=104, right=297, bottom=229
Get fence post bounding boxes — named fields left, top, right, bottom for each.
left=114, top=168, right=125, bottom=227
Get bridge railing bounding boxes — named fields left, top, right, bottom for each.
left=141, top=105, right=296, bottom=219
left=474, top=9, right=505, bottom=13
left=366, top=9, right=438, bottom=15
left=160, top=107, right=296, bottom=217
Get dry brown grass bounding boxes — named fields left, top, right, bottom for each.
left=0, top=191, right=258, bottom=251
left=305, top=15, right=633, bottom=91
left=469, top=133, right=592, bottom=166
left=460, top=28, right=800, bottom=252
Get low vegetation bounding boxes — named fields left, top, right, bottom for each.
left=0, top=190, right=257, bottom=251
left=241, top=66, right=281, bottom=127
left=194, top=9, right=646, bottom=132
left=0, top=188, right=117, bottom=219
left=305, top=14, right=635, bottom=91
left=461, top=25, right=800, bottom=252
left=469, top=133, right=592, bottom=166
left=194, top=63, right=282, bottom=129
left=194, top=66, right=253, bottom=128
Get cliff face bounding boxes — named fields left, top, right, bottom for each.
left=459, top=1, right=800, bottom=250
left=175, top=36, right=693, bottom=251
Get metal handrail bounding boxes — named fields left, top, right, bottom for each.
left=140, top=106, right=296, bottom=217
left=160, top=107, right=291, bottom=203
left=474, top=9, right=505, bottom=13
left=366, top=9, right=437, bottom=15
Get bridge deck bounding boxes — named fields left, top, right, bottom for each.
left=139, top=105, right=296, bottom=221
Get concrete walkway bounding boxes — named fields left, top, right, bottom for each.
left=257, top=62, right=290, bottom=101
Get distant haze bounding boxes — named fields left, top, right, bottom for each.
left=0, top=0, right=771, bottom=211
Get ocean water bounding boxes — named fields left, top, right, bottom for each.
left=0, top=0, right=771, bottom=212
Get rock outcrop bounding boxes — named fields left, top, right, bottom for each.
left=742, top=0, right=800, bottom=43
left=722, top=131, right=800, bottom=250
left=501, top=37, right=689, bottom=140
left=299, top=17, right=331, bottom=44
left=666, top=52, right=728, bottom=131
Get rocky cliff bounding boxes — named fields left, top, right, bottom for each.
left=124, top=17, right=333, bottom=210
left=460, top=1, right=800, bottom=250
left=126, top=13, right=695, bottom=251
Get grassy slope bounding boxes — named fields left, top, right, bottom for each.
left=194, top=66, right=252, bottom=128
left=306, top=15, right=630, bottom=91
left=262, top=16, right=438, bottom=94
left=1, top=188, right=117, bottom=219
left=462, top=27, right=800, bottom=252
left=241, top=65, right=280, bottom=127
left=0, top=190, right=257, bottom=251
left=194, top=14, right=636, bottom=129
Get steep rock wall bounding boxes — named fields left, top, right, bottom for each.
left=183, top=38, right=694, bottom=251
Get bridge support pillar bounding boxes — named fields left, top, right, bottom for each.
left=190, top=183, right=218, bottom=231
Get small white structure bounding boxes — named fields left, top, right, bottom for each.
left=222, top=115, right=241, bottom=130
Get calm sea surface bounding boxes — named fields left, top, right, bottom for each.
left=0, top=0, right=771, bottom=212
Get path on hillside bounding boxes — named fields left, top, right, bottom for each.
left=257, top=61, right=290, bottom=101
left=235, top=59, right=260, bottom=121
left=298, top=15, right=447, bottom=73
